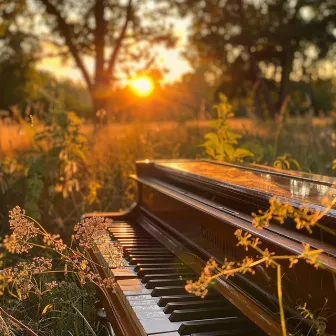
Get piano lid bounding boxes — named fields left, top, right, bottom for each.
left=151, top=159, right=336, bottom=210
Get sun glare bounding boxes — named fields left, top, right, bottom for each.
left=130, top=76, right=154, bottom=96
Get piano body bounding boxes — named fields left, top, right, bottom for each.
left=84, top=160, right=336, bottom=336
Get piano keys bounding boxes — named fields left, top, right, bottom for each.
left=95, top=220, right=265, bottom=336
left=85, top=159, right=336, bottom=335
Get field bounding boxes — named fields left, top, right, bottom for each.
left=1, top=114, right=335, bottom=224
left=1, top=113, right=335, bottom=335
left=1, top=117, right=334, bottom=154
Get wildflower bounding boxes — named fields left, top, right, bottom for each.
left=102, top=277, right=115, bottom=289
left=235, top=230, right=252, bottom=251
left=261, top=248, right=275, bottom=267
left=29, top=257, right=53, bottom=274
left=43, top=234, right=66, bottom=253
left=251, top=237, right=261, bottom=248
left=45, top=281, right=58, bottom=292
left=220, top=259, right=236, bottom=277
left=3, top=234, right=33, bottom=254
left=239, top=257, right=256, bottom=275
left=4, top=206, right=43, bottom=254
left=289, top=257, right=299, bottom=268
left=74, top=216, right=112, bottom=250
left=301, top=244, right=323, bottom=269
left=9, top=206, right=40, bottom=241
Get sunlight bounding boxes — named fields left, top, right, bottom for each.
left=130, top=76, right=154, bottom=96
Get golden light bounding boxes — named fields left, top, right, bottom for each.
left=130, top=76, right=154, bottom=97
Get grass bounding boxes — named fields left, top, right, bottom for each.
left=1, top=114, right=335, bottom=225
left=1, top=117, right=333, bottom=153
left=0, top=107, right=335, bottom=335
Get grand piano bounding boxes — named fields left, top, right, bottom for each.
left=84, top=160, right=336, bottom=336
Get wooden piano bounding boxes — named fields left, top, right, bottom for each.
left=84, top=160, right=336, bottom=336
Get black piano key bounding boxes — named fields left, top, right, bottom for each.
left=125, top=249, right=170, bottom=255
left=158, top=293, right=221, bottom=307
left=129, top=257, right=178, bottom=265
left=146, top=277, right=197, bottom=289
left=116, top=238, right=157, bottom=242
left=163, top=299, right=227, bottom=313
left=120, top=244, right=164, bottom=248
left=135, top=263, right=183, bottom=272
left=108, top=229, right=143, bottom=233
left=178, top=317, right=244, bottom=335
left=169, top=306, right=236, bottom=322
left=112, top=233, right=151, bottom=237
left=142, top=272, right=196, bottom=283
left=124, top=248, right=169, bottom=253
left=106, top=223, right=132, bottom=228
left=137, top=267, right=191, bottom=277
left=127, top=254, right=174, bottom=261
left=151, top=286, right=191, bottom=297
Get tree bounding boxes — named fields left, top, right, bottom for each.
left=175, top=0, right=336, bottom=118
left=1, top=0, right=175, bottom=120
left=0, top=1, right=40, bottom=110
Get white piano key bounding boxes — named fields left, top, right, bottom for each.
left=132, top=304, right=162, bottom=312
left=124, top=289, right=152, bottom=296
left=127, top=294, right=159, bottom=302
left=137, top=315, right=182, bottom=335
left=136, top=310, right=166, bottom=319
left=117, top=278, right=146, bottom=290
left=112, top=268, right=136, bottom=278
left=128, top=299, right=159, bottom=307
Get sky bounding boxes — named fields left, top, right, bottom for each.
left=37, top=17, right=192, bottom=84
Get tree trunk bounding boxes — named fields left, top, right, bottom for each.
left=90, top=87, right=109, bottom=125
left=90, top=77, right=114, bottom=124
left=278, top=50, right=294, bottom=110
left=254, top=82, right=264, bottom=119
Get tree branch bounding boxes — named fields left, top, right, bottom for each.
left=107, top=0, right=133, bottom=75
left=38, top=0, right=93, bottom=89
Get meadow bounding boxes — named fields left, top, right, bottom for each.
left=1, top=109, right=335, bottom=234
left=0, top=107, right=335, bottom=335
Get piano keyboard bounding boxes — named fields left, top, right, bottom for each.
left=99, top=221, right=265, bottom=336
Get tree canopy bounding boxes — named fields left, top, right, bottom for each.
left=176, top=0, right=336, bottom=118
left=1, top=0, right=176, bottom=119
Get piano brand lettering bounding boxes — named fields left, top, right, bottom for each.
left=200, top=225, right=237, bottom=259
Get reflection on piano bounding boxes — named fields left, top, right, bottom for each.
left=84, top=160, right=336, bottom=336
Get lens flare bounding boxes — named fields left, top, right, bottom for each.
left=130, top=76, right=154, bottom=96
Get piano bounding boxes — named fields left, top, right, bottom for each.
left=84, top=159, right=336, bottom=336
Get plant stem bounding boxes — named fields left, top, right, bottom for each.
left=25, top=215, right=48, bottom=234
left=0, top=306, right=39, bottom=336
left=277, top=265, right=286, bottom=336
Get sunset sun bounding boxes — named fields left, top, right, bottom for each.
left=130, top=76, right=154, bottom=96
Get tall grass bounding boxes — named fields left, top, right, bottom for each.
left=0, top=100, right=335, bottom=335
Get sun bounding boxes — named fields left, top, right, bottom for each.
left=130, top=76, right=154, bottom=96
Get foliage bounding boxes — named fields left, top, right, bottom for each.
left=252, top=195, right=336, bottom=236
left=273, top=153, right=301, bottom=170
left=203, top=94, right=254, bottom=162
left=176, top=0, right=336, bottom=118
left=0, top=206, right=121, bottom=335
left=0, top=104, right=101, bottom=232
